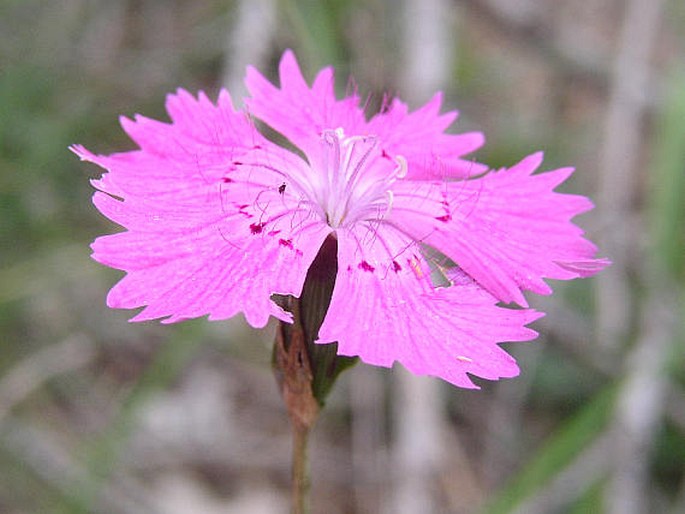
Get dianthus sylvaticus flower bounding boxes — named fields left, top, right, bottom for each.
left=72, top=50, right=608, bottom=388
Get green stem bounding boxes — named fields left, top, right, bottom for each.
left=291, top=421, right=311, bottom=514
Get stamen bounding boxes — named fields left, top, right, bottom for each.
left=383, top=190, right=394, bottom=218
left=343, top=136, right=378, bottom=194
left=316, top=128, right=400, bottom=228
left=322, top=129, right=342, bottom=195
left=394, top=155, right=408, bottom=179
left=409, top=255, right=424, bottom=280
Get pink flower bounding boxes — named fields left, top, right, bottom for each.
left=72, top=50, right=608, bottom=388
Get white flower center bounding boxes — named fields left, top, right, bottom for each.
left=314, top=128, right=407, bottom=228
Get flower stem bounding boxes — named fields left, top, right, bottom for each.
left=272, top=235, right=357, bottom=512
left=291, top=420, right=311, bottom=514
left=273, top=297, right=319, bottom=513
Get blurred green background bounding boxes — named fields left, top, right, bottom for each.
left=1, top=0, right=684, bottom=513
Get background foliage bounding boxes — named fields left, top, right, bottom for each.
left=1, top=0, right=684, bottom=513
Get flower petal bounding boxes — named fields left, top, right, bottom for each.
left=121, top=89, right=261, bottom=163
left=93, top=207, right=331, bottom=327
left=367, top=94, right=487, bottom=179
left=316, top=225, right=541, bottom=388
left=77, top=89, right=335, bottom=327
left=391, top=152, right=610, bottom=306
left=70, top=90, right=264, bottom=201
left=245, top=50, right=366, bottom=156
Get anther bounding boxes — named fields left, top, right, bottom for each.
left=394, top=155, right=408, bottom=179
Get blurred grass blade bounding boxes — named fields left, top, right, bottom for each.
left=648, top=71, right=685, bottom=277
left=647, top=70, right=685, bottom=373
left=483, top=384, right=616, bottom=514
left=280, top=0, right=346, bottom=70
left=568, top=479, right=605, bottom=514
